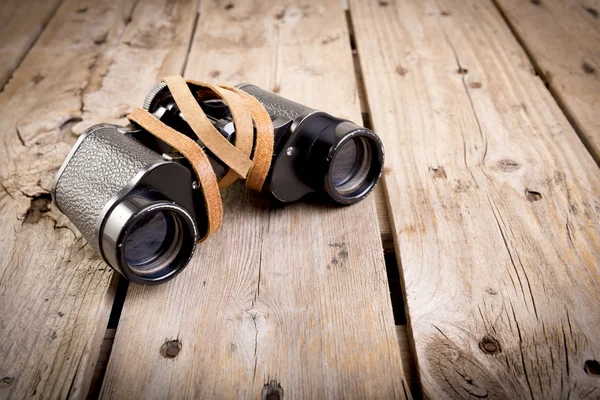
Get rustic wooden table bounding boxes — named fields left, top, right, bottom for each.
left=1, top=0, right=599, bottom=398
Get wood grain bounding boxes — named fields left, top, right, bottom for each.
left=0, top=0, right=63, bottom=89
left=0, top=0, right=198, bottom=397
left=101, top=0, right=408, bottom=398
left=350, top=0, right=600, bottom=398
left=494, top=0, right=600, bottom=164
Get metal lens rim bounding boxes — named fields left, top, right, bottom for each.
left=326, top=130, right=384, bottom=204
left=123, top=211, right=182, bottom=275
left=118, top=202, right=196, bottom=283
left=331, top=137, right=372, bottom=196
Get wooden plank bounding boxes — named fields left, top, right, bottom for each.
left=101, top=0, right=408, bottom=398
left=0, top=0, right=63, bottom=89
left=0, top=0, right=199, bottom=398
left=494, top=0, right=600, bottom=164
left=350, top=0, right=600, bottom=398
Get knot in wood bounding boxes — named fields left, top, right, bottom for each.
left=584, top=360, right=600, bottom=376
left=497, top=159, right=520, bottom=172
left=0, top=377, right=12, bottom=388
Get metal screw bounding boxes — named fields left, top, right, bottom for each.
left=286, top=147, right=295, bottom=156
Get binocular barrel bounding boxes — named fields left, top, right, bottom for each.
left=52, top=125, right=200, bottom=284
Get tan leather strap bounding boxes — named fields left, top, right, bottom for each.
left=220, top=85, right=274, bottom=191
left=127, top=107, right=222, bottom=241
left=189, top=80, right=254, bottom=188
left=162, top=76, right=253, bottom=185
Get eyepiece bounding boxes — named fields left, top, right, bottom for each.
left=101, top=193, right=197, bottom=284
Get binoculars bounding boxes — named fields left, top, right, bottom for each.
left=52, top=82, right=384, bottom=284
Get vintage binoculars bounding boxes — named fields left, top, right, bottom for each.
left=52, top=82, right=384, bottom=284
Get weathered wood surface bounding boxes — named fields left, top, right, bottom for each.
left=0, top=0, right=198, bottom=397
left=0, top=0, right=62, bottom=89
left=350, top=0, right=600, bottom=398
left=101, top=0, right=408, bottom=398
left=495, top=0, right=600, bottom=164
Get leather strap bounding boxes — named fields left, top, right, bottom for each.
left=219, top=85, right=274, bottom=191
left=188, top=80, right=254, bottom=188
left=127, top=108, right=222, bottom=241
left=162, top=76, right=254, bottom=183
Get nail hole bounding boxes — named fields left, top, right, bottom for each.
left=32, top=74, right=44, bottom=84
left=457, top=67, right=468, bottom=74
left=262, top=379, right=284, bottom=400
left=582, top=62, right=596, bottom=74
left=469, top=82, right=482, bottom=89
left=584, top=360, right=600, bottom=376
left=584, top=7, right=598, bottom=18
left=224, top=3, right=234, bottom=10
left=396, top=66, right=408, bottom=76
left=525, top=189, right=542, bottom=202
left=160, top=339, right=182, bottom=359
left=479, top=335, right=501, bottom=354
left=429, top=166, right=447, bottom=179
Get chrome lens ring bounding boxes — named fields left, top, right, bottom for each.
left=325, top=127, right=384, bottom=205
left=101, top=196, right=197, bottom=285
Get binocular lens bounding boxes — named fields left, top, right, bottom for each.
left=101, top=194, right=197, bottom=284
left=124, top=210, right=182, bottom=276
left=331, top=137, right=372, bottom=196
left=326, top=133, right=382, bottom=203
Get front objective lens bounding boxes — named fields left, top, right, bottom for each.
left=101, top=195, right=198, bottom=284
left=331, top=137, right=372, bottom=196
left=326, top=131, right=383, bottom=204
left=124, top=211, right=184, bottom=277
